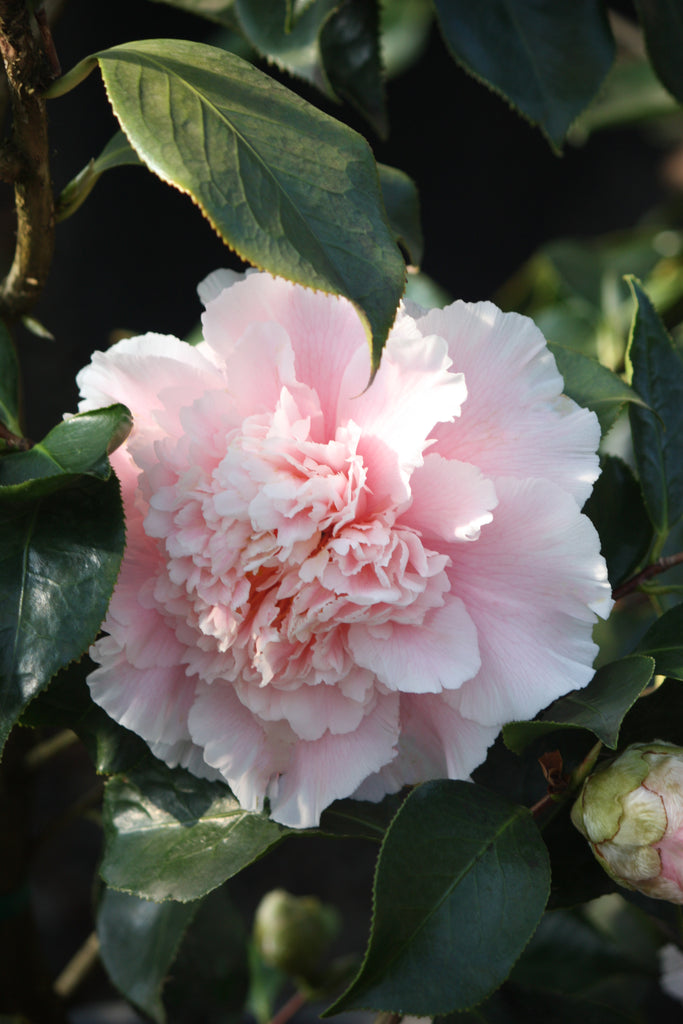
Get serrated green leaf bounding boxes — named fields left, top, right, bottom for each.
left=548, top=342, right=646, bottom=436
left=377, top=163, right=422, bottom=267
left=0, top=475, right=125, bottom=755
left=57, top=132, right=143, bottom=222
left=633, top=0, right=683, bottom=106
left=432, top=0, right=615, bottom=149
left=636, top=604, right=683, bottom=679
left=627, top=276, right=683, bottom=534
left=0, top=319, right=21, bottom=438
left=326, top=780, right=550, bottom=1015
left=583, top=457, right=653, bottom=587
left=101, top=762, right=289, bottom=901
left=320, top=0, right=388, bottom=138
left=235, top=0, right=336, bottom=87
left=503, top=656, right=655, bottom=754
left=97, top=888, right=200, bottom=1023
left=0, top=405, right=132, bottom=499
left=68, top=38, right=404, bottom=372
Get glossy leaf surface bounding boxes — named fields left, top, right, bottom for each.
left=0, top=475, right=125, bottom=754
left=328, top=780, right=550, bottom=1014
left=71, top=39, right=405, bottom=370
left=101, top=762, right=288, bottom=901
left=0, top=406, right=131, bottom=498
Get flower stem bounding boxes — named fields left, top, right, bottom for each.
left=267, top=989, right=308, bottom=1024
left=612, top=551, right=683, bottom=601
left=0, top=0, right=57, bottom=321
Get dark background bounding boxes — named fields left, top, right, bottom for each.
left=6, top=1, right=677, bottom=1020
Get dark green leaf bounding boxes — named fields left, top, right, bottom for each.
left=320, top=0, right=388, bottom=138
left=22, top=660, right=155, bottom=775
left=0, top=405, right=132, bottom=499
left=0, top=475, right=125, bottom=755
left=636, top=605, right=683, bottom=679
left=57, top=132, right=143, bottom=222
left=548, top=342, right=646, bottom=436
left=164, top=887, right=249, bottom=1022
left=235, top=0, right=336, bottom=87
left=319, top=792, right=405, bottom=841
left=504, top=656, right=654, bottom=754
left=432, top=0, right=615, bottom=149
left=97, top=887, right=199, bottom=1023
left=76, top=39, right=404, bottom=372
left=377, top=163, right=423, bottom=267
left=326, top=780, right=550, bottom=1015
left=0, top=319, right=21, bottom=437
left=101, top=761, right=288, bottom=901
left=633, top=0, right=683, bottom=105
left=583, top=456, right=653, bottom=587
left=627, top=275, right=683, bottom=534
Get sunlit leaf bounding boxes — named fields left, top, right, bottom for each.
left=102, top=761, right=289, bottom=901
left=52, top=40, right=405, bottom=372
left=0, top=405, right=132, bottom=498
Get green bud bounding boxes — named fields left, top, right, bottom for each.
left=572, top=742, right=683, bottom=902
left=253, top=889, right=340, bottom=983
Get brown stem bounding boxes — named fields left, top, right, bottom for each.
left=0, top=417, right=31, bottom=448
left=612, top=552, right=683, bottom=601
left=0, top=0, right=56, bottom=321
left=268, top=990, right=308, bottom=1024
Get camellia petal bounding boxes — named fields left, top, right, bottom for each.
left=79, top=271, right=611, bottom=828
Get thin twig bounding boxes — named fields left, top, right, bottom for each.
left=53, top=931, right=100, bottom=1000
left=268, top=990, right=308, bottom=1024
left=612, top=552, right=683, bottom=601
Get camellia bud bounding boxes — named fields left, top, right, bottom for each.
left=253, top=889, right=340, bottom=982
left=571, top=742, right=683, bottom=903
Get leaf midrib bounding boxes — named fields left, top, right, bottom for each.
left=101, top=47, right=375, bottom=296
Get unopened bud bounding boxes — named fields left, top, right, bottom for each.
left=253, top=889, right=340, bottom=982
left=572, top=741, right=683, bottom=903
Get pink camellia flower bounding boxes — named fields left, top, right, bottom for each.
left=77, top=270, right=612, bottom=828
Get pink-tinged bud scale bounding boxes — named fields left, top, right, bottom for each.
left=572, top=742, right=683, bottom=903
